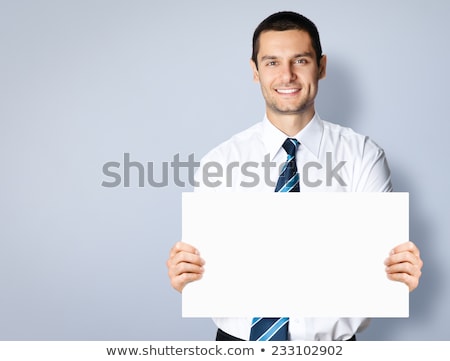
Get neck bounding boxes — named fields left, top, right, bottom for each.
left=266, top=107, right=315, bottom=136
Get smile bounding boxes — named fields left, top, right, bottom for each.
left=275, top=88, right=300, bottom=94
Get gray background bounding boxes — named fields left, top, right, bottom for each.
left=0, top=0, right=449, bottom=340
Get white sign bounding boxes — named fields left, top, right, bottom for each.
left=182, top=192, right=409, bottom=318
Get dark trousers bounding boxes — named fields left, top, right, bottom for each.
left=216, top=328, right=356, bottom=341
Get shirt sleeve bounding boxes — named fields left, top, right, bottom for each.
left=193, top=148, right=230, bottom=193
left=353, top=137, right=393, bottom=192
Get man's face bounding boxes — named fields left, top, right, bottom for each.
left=251, top=29, right=326, bottom=118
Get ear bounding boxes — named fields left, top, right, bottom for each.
left=250, top=59, right=260, bottom=83
left=318, top=54, right=327, bottom=80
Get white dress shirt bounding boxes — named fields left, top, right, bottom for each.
left=193, top=113, right=393, bottom=340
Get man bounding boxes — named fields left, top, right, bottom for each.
left=166, top=11, right=423, bottom=341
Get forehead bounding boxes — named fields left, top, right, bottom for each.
left=257, top=29, right=315, bottom=59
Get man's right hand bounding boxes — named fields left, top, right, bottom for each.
left=166, top=241, right=205, bottom=292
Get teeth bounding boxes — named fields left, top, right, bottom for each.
left=277, top=88, right=299, bottom=94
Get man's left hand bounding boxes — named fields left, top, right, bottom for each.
left=384, top=241, right=423, bottom=292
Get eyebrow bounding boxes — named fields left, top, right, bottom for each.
left=260, top=52, right=314, bottom=62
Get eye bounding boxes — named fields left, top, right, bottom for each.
left=295, top=58, right=307, bottom=65
left=266, top=61, right=277, bottom=67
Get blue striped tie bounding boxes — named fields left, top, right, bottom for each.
left=275, top=138, right=300, bottom=193
left=249, top=138, right=300, bottom=341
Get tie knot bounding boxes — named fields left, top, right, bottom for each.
left=282, top=138, right=299, bottom=157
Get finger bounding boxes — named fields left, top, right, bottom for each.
left=385, top=262, right=421, bottom=278
left=171, top=272, right=204, bottom=292
left=386, top=272, right=419, bottom=292
left=169, top=249, right=205, bottom=268
left=390, top=241, right=420, bottom=258
left=168, top=261, right=205, bottom=279
left=169, top=241, right=200, bottom=258
left=167, top=256, right=205, bottom=293
left=384, top=250, right=418, bottom=267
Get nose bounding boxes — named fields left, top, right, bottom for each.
left=279, top=63, right=296, bottom=83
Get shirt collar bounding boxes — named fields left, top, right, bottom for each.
left=262, top=113, right=323, bottom=160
